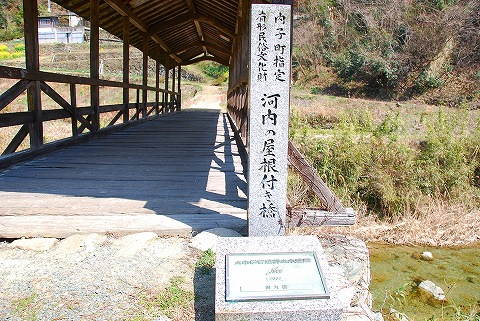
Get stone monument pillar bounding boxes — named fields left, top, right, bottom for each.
left=248, top=4, right=291, bottom=236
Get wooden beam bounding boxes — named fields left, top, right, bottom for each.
left=2, top=124, right=29, bottom=155
left=173, top=41, right=232, bottom=57
left=123, top=16, right=130, bottom=123
left=177, top=65, right=182, bottom=112
left=0, top=112, right=34, bottom=128
left=23, top=0, right=43, bottom=149
left=287, top=141, right=346, bottom=213
left=142, top=33, right=148, bottom=118
left=103, top=0, right=182, bottom=64
left=0, top=65, right=173, bottom=92
left=287, top=208, right=356, bottom=227
left=196, top=15, right=235, bottom=39
left=148, top=13, right=234, bottom=40
left=155, top=44, right=161, bottom=115
left=164, top=56, right=169, bottom=114
left=90, top=0, right=100, bottom=131
left=185, top=0, right=205, bottom=50
left=182, top=55, right=229, bottom=66
left=70, top=83, right=78, bottom=138
left=0, top=80, right=33, bottom=112
left=147, top=12, right=195, bottom=36
left=39, top=82, right=95, bottom=132
left=172, top=64, right=176, bottom=113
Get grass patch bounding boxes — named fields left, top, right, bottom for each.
left=136, top=277, right=194, bottom=320
left=11, top=293, right=41, bottom=321
left=195, top=249, right=216, bottom=275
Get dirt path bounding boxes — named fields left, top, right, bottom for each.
left=185, top=85, right=227, bottom=111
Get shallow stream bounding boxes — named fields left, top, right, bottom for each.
left=369, top=243, right=480, bottom=319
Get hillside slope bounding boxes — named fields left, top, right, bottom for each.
left=293, top=0, right=479, bottom=106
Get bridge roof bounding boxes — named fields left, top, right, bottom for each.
left=52, top=0, right=262, bottom=67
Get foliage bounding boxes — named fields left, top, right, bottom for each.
left=414, top=71, right=442, bottom=94
left=0, top=50, right=13, bottom=60
left=0, top=0, right=23, bottom=41
left=293, top=0, right=479, bottom=99
left=0, top=41, right=24, bottom=60
left=195, top=249, right=216, bottom=275
left=310, top=86, right=321, bottom=94
left=290, top=106, right=480, bottom=218
left=13, top=43, right=24, bottom=52
left=138, top=277, right=194, bottom=319
left=198, top=61, right=229, bottom=85
left=11, top=293, right=40, bottom=321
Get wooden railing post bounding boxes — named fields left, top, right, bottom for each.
left=135, top=88, right=140, bottom=120
left=171, top=65, right=176, bottom=113
left=164, top=56, right=169, bottom=114
left=177, top=65, right=182, bottom=112
left=70, top=84, right=78, bottom=138
left=24, top=0, right=43, bottom=149
left=155, top=45, right=161, bottom=115
left=90, top=0, right=100, bottom=131
left=142, top=33, right=148, bottom=118
left=123, top=16, right=130, bottom=123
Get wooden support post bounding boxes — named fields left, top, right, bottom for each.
left=142, top=33, right=148, bottom=118
left=135, top=88, right=140, bottom=120
left=70, top=84, right=78, bottom=138
left=123, top=16, right=130, bottom=123
left=171, top=65, right=176, bottom=113
left=164, top=56, right=169, bottom=114
left=155, top=46, right=160, bottom=115
left=177, top=65, right=181, bottom=112
left=23, top=0, right=43, bottom=149
left=90, top=0, right=100, bottom=131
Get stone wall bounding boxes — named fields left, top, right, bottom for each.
left=320, top=234, right=377, bottom=321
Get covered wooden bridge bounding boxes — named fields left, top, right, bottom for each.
left=0, top=0, right=354, bottom=238
left=0, top=0, right=298, bottom=238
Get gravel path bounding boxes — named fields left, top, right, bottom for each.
left=0, top=231, right=373, bottom=321
left=0, top=233, right=208, bottom=321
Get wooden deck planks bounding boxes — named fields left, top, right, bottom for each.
left=0, top=109, right=248, bottom=238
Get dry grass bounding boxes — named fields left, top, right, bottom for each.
left=289, top=200, right=480, bottom=246
left=288, top=91, right=480, bottom=247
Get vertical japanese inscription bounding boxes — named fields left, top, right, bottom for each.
left=249, top=4, right=291, bottom=236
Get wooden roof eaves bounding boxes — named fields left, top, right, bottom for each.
left=173, top=40, right=232, bottom=57
left=182, top=55, right=229, bottom=66
left=103, top=0, right=182, bottom=64
left=148, top=13, right=234, bottom=40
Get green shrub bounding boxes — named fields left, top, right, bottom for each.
left=200, top=62, right=229, bottom=80
left=291, top=108, right=480, bottom=218
left=0, top=44, right=9, bottom=52
left=195, top=249, right=216, bottom=275
left=310, top=87, right=321, bottom=94
left=414, top=71, right=442, bottom=94
left=0, top=28, right=23, bottom=42
left=13, top=44, right=24, bottom=52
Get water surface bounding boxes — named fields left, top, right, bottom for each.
left=369, top=243, right=479, bottom=319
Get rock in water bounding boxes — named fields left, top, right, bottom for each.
left=418, top=280, right=446, bottom=306
left=421, top=251, right=434, bottom=261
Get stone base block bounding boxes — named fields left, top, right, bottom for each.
left=215, top=236, right=343, bottom=321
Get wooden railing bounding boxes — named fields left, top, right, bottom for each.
left=0, top=65, right=180, bottom=169
left=226, top=76, right=249, bottom=153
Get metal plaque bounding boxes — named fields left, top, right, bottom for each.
left=225, top=252, right=329, bottom=301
